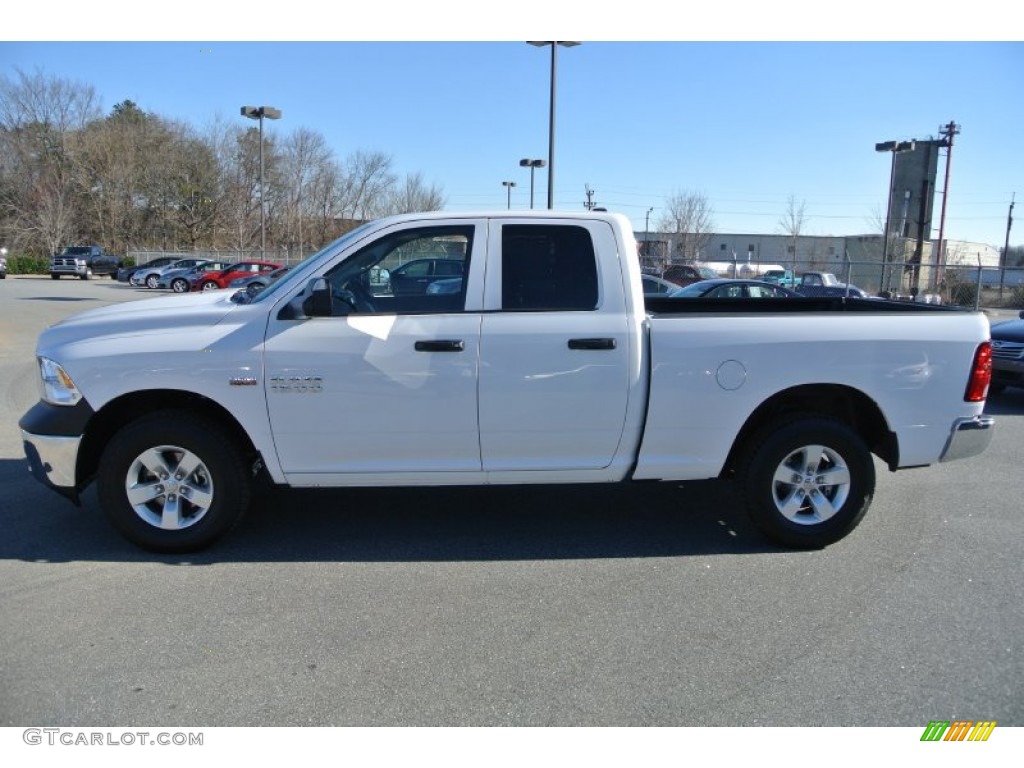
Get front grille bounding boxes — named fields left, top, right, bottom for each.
left=991, top=341, right=1024, bottom=361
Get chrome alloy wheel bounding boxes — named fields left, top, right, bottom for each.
left=770, top=443, right=851, bottom=525
left=124, top=445, right=214, bottom=530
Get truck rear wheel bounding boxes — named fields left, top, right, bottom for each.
left=51, top=274, right=60, bottom=280
left=737, top=415, right=874, bottom=548
left=97, top=411, right=251, bottom=552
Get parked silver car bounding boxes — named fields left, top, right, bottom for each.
left=155, top=261, right=231, bottom=293
left=132, top=258, right=211, bottom=288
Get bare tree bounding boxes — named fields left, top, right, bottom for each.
left=778, top=194, right=808, bottom=274
left=338, top=150, right=397, bottom=222
left=658, top=189, right=715, bottom=262
left=0, top=68, right=102, bottom=255
left=276, top=128, right=335, bottom=256
left=385, top=172, right=445, bottom=214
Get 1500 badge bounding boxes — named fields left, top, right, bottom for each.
left=269, top=376, right=323, bottom=393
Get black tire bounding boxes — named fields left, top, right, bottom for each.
left=200, top=280, right=219, bottom=291
left=97, top=411, right=252, bottom=553
left=736, top=414, right=875, bottom=548
left=171, top=277, right=189, bottom=294
left=51, top=274, right=60, bottom=280
left=80, top=267, right=92, bottom=281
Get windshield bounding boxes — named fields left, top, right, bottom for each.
left=672, top=281, right=715, bottom=297
left=246, top=220, right=380, bottom=304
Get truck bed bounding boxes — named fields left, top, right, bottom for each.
left=645, top=295, right=966, bottom=315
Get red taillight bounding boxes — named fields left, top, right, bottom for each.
left=965, top=341, right=992, bottom=402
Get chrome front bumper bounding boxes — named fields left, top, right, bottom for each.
left=21, top=430, right=82, bottom=503
left=939, top=415, right=995, bottom=463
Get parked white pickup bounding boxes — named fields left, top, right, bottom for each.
left=20, top=211, right=995, bottom=552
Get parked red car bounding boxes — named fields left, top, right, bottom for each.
left=661, top=264, right=720, bottom=287
left=192, top=261, right=282, bottom=291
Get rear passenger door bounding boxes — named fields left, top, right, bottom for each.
left=477, top=220, right=632, bottom=472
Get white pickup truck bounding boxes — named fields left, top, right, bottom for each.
left=20, top=211, right=995, bottom=552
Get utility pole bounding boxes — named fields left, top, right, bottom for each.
left=583, top=184, right=596, bottom=210
left=999, top=194, right=1015, bottom=301
left=934, top=120, right=960, bottom=288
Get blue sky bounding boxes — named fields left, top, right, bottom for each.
left=3, top=8, right=1022, bottom=247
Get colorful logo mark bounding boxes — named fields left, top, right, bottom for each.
left=920, top=720, right=997, bottom=742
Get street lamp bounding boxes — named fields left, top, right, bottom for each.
left=519, top=158, right=546, bottom=209
left=241, top=105, right=282, bottom=257
left=644, top=206, right=654, bottom=266
left=527, top=41, right=580, bottom=209
left=501, top=180, right=517, bottom=210
left=875, top=138, right=915, bottom=292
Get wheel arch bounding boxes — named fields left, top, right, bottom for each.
left=77, top=390, right=261, bottom=489
left=721, top=384, right=898, bottom=477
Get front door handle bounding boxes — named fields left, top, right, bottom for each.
left=415, top=340, right=465, bottom=352
left=568, top=338, right=617, bottom=351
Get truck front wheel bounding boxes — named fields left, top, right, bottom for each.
left=737, top=415, right=874, bottom=548
left=79, top=268, right=92, bottom=280
left=97, top=412, right=251, bottom=552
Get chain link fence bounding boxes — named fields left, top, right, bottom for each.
left=128, top=248, right=313, bottom=268
left=644, top=253, right=1024, bottom=309
left=129, top=247, right=1024, bottom=310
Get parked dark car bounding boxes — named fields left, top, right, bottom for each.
left=642, top=274, right=679, bottom=296
left=388, top=258, right=465, bottom=296
left=670, top=278, right=801, bottom=298
left=794, top=271, right=871, bottom=298
left=229, top=265, right=292, bottom=295
left=989, top=310, right=1024, bottom=395
left=50, top=246, right=122, bottom=280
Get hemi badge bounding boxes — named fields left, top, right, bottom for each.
left=229, top=377, right=258, bottom=387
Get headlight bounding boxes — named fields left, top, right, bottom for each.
left=39, top=357, right=82, bottom=406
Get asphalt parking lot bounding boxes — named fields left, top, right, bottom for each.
left=1, top=275, right=1022, bottom=727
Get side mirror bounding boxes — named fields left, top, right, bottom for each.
left=303, top=277, right=335, bottom=317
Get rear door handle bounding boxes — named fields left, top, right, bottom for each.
left=568, top=338, right=617, bottom=351
left=415, top=340, right=465, bottom=352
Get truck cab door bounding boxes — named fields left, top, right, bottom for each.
left=477, top=220, right=633, bottom=472
left=262, top=220, right=485, bottom=479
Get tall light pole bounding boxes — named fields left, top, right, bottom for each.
left=644, top=206, right=654, bottom=266
left=241, top=105, right=282, bottom=257
left=519, top=158, right=546, bottom=209
left=875, top=138, right=915, bottom=292
left=527, top=41, right=580, bottom=209
left=501, top=180, right=517, bottom=210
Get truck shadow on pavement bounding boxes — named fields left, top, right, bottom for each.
left=0, top=458, right=784, bottom=563
left=984, top=387, right=1024, bottom=415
